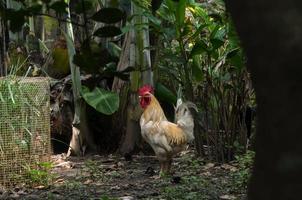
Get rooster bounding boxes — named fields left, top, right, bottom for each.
left=138, top=85, right=197, bottom=176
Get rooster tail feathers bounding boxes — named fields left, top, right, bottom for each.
left=184, top=101, right=198, bottom=113
left=175, top=101, right=197, bottom=143
left=175, top=86, right=197, bottom=113
left=176, top=85, right=183, bottom=108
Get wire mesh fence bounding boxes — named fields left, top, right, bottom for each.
left=0, top=77, right=51, bottom=187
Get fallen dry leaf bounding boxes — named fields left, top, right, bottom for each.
left=203, top=163, right=215, bottom=170
left=84, top=179, right=93, bottom=185
left=219, top=194, right=236, bottom=200
left=221, top=164, right=238, bottom=172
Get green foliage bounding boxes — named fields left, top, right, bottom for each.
left=192, top=56, right=203, bottom=81
left=162, top=176, right=209, bottom=200
left=1, top=0, right=70, bottom=32
left=73, top=40, right=112, bottom=73
left=49, top=0, right=68, bottom=14
left=74, top=0, right=94, bottom=14
left=151, top=0, right=163, bottom=13
left=99, top=196, right=118, bottom=200
left=175, top=0, right=186, bottom=28
left=0, top=76, right=49, bottom=154
left=84, top=159, right=107, bottom=181
left=155, top=82, right=177, bottom=104
left=24, top=162, right=56, bottom=187
left=132, top=0, right=151, bottom=9
left=1, top=0, right=125, bottom=79
left=94, top=26, right=123, bottom=38
left=231, top=150, right=255, bottom=192
left=137, top=0, right=252, bottom=161
left=91, top=8, right=124, bottom=24
left=81, top=86, right=119, bottom=115
left=190, top=40, right=209, bottom=57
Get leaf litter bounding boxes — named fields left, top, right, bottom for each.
left=0, top=149, right=247, bottom=199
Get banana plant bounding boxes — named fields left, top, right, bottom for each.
left=63, top=0, right=87, bottom=156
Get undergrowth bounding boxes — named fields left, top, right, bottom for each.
left=231, top=150, right=255, bottom=192
left=24, top=161, right=56, bottom=187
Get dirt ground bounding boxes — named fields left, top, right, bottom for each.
left=0, top=150, right=247, bottom=200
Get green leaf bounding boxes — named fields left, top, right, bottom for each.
left=191, top=5, right=208, bottom=21
left=214, top=27, right=226, bottom=40
left=226, top=48, right=240, bottom=59
left=142, top=11, right=162, bottom=27
left=192, top=56, right=203, bottom=82
left=107, top=42, right=121, bottom=58
left=101, top=63, right=131, bottom=81
left=73, top=39, right=116, bottom=73
left=73, top=49, right=114, bottom=74
left=49, top=1, right=68, bottom=14
left=27, top=5, right=43, bottom=15
left=190, top=40, right=208, bottom=57
left=208, top=13, right=223, bottom=23
left=6, top=9, right=27, bottom=33
left=210, top=38, right=224, bottom=50
left=74, top=53, right=98, bottom=73
left=91, top=7, right=124, bottom=24
left=151, top=0, right=163, bottom=13
left=210, top=25, right=221, bottom=39
left=81, top=86, right=119, bottom=115
left=41, top=0, right=51, bottom=4
left=176, top=0, right=186, bottom=27
left=75, top=0, right=93, bottom=14
left=210, top=26, right=226, bottom=50
left=230, top=52, right=245, bottom=71
left=165, top=0, right=176, bottom=13
left=189, top=23, right=208, bottom=41
left=155, top=83, right=177, bottom=104
left=93, top=26, right=122, bottom=38
left=221, top=72, right=231, bottom=82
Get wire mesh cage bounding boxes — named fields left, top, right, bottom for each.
left=0, top=77, right=51, bottom=187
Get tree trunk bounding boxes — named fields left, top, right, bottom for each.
left=119, top=93, right=142, bottom=157
left=65, top=0, right=96, bottom=156
left=226, top=1, right=302, bottom=199
left=118, top=1, right=153, bottom=157
left=112, top=32, right=140, bottom=156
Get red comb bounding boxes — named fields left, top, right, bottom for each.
left=138, top=85, right=154, bottom=96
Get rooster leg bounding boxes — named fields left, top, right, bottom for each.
left=159, top=158, right=170, bottom=177
left=159, top=161, right=166, bottom=177
left=163, top=161, right=168, bottom=172
left=166, top=158, right=172, bottom=174
left=160, top=160, right=171, bottom=176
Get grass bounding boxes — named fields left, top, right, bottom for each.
left=84, top=159, right=108, bottom=181
left=0, top=76, right=50, bottom=186
left=24, top=161, right=56, bottom=188
left=162, top=175, right=210, bottom=200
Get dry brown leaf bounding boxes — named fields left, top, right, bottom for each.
left=219, top=194, right=236, bottom=200
left=84, top=179, right=93, bottom=185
